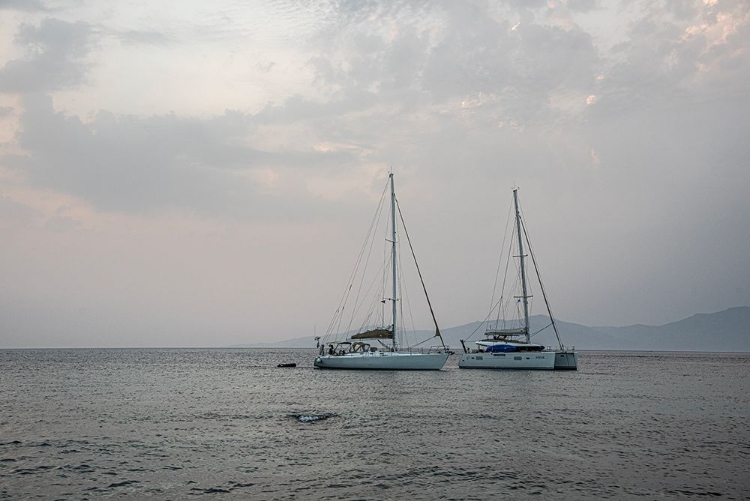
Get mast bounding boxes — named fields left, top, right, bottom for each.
left=390, top=173, right=398, bottom=351
left=513, top=188, right=531, bottom=344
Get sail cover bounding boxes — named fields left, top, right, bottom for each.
left=351, top=328, right=394, bottom=340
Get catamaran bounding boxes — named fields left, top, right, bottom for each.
left=314, top=173, right=450, bottom=370
left=459, top=188, right=578, bottom=370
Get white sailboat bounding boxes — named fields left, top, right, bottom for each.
left=314, top=173, right=450, bottom=370
left=459, top=188, right=578, bottom=370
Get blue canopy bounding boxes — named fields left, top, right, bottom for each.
left=486, top=344, right=516, bottom=352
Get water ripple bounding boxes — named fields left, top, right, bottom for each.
left=0, top=349, right=748, bottom=499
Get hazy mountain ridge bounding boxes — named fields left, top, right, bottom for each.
left=241, top=307, right=750, bottom=352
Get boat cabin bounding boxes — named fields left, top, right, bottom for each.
left=322, top=341, right=378, bottom=356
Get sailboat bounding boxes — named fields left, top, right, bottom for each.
left=314, top=173, right=450, bottom=370
left=458, top=188, right=578, bottom=370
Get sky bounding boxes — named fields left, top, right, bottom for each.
left=0, top=0, right=748, bottom=348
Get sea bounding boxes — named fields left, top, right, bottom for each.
left=1, top=349, right=748, bottom=500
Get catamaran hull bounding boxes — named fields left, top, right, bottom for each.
left=314, top=352, right=449, bottom=370
left=554, top=351, right=578, bottom=370
left=458, top=351, right=556, bottom=370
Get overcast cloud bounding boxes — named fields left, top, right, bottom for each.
left=0, top=0, right=748, bottom=347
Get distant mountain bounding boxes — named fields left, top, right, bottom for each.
left=587, top=306, right=750, bottom=351
left=240, top=307, right=750, bottom=352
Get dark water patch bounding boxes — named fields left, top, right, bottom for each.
left=326, top=483, right=350, bottom=489
left=186, top=481, right=255, bottom=495
left=13, top=468, right=39, bottom=476
left=195, top=412, right=225, bottom=421
left=194, top=411, right=264, bottom=422
left=229, top=481, right=255, bottom=488
left=67, top=463, right=95, bottom=473
left=107, top=480, right=140, bottom=488
left=668, top=489, right=724, bottom=497
left=190, top=486, right=231, bottom=494
left=126, top=467, right=150, bottom=472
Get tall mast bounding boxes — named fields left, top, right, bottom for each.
left=513, top=188, right=531, bottom=344
left=390, top=173, right=398, bottom=351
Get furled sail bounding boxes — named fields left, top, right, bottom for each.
left=486, top=328, right=528, bottom=337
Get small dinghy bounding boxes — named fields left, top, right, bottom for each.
left=277, top=363, right=296, bottom=368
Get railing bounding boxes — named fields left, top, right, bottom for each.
left=426, top=345, right=452, bottom=354
left=380, top=345, right=453, bottom=354
left=322, top=344, right=455, bottom=356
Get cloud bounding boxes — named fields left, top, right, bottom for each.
left=0, top=0, right=47, bottom=12
left=3, top=94, right=363, bottom=218
left=304, top=1, right=602, bottom=130
left=589, top=147, right=600, bottom=167
left=565, top=0, right=597, bottom=13
left=0, top=0, right=748, bottom=343
left=6, top=94, right=255, bottom=213
left=0, top=18, right=95, bottom=93
left=589, top=0, right=750, bottom=116
left=0, top=194, right=36, bottom=223
left=117, top=29, right=171, bottom=46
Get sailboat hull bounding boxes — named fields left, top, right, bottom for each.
left=314, top=352, right=449, bottom=370
left=458, top=351, right=556, bottom=370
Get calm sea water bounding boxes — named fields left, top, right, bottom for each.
left=1, top=349, right=748, bottom=500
